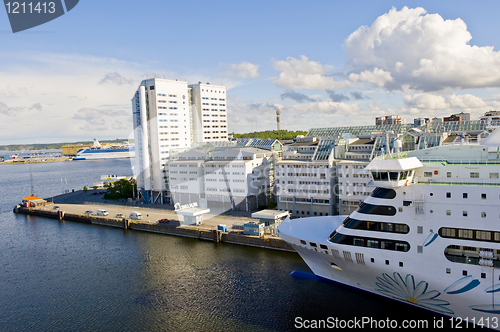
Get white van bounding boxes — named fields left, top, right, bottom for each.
left=96, top=209, right=109, bottom=216
left=129, top=211, right=142, bottom=220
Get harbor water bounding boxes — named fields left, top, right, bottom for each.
left=0, top=159, right=439, bottom=331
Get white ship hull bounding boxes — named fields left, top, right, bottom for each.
left=74, top=148, right=134, bottom=160
left=73, top=138, right=135, bottom=160
left=279, top=216, right=500, bottom=327
left=278, top=142, right=500, bottom=329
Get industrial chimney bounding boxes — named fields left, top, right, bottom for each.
left=276, top=108, right=281, bottom=131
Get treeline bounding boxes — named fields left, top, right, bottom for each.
left=0, top=139, right=132, bottom=151
left=232, top=130, right=307, bottom=140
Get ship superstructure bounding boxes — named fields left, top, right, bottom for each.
left=278, top=130, right=500, bottom=325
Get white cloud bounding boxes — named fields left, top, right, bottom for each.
left=404, top=93, right=488, bottom=110
left=288, top=100, right=359, bottom=115
left=272, top=55, right=358, bottom=90
left=227, top=95, right=363, bottom=133
left=221, top=62, right=260, bottom=79
left=349, top=68, right=393, bottom=87
left=447, top=94, right=487, bottom=108
left=345, top=6, right=500, bottom=91
left=404, top=94, right=449, bottom=109
left=0, top=52, right=139, bottom=143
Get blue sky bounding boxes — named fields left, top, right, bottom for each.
left=2, top=0, right=500, bottom=144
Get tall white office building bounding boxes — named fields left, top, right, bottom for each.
left=132, top=78, right=228, bottom=204
left=189, top=82, right=228, bottom=143
left=132, top=78, right=192, bottom=203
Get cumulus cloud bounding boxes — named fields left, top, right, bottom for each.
left=221, top=62, right=260, bottom=78
left=289, top=100, right=359, bottom=115
left=404, top=93, right=488, bottom=110
left=345, top=6, right=500, bottom=91
left=228, top=95, right=363, bottom=132
left=72, top=107, right=130, bottom=131
left=30, top=103, right=42, bottom=111
left=272, top=55, right=358, bottom=90
left=0, top=52, right=146, bottom=143
left=98, top=72, right=134, bottom=85
left=280, top=90, right=316, bottom=103
left=350, top=91, right=367, bottom=100
left=404, top=94, right=449, bottom=109
left=0, top=101, right=23, bottom=116
left=348, top=68, right=393, bottom=87
left=326, top=90, right=350, bottom=102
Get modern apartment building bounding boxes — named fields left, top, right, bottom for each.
left=132, top=78, right=228, bottom=203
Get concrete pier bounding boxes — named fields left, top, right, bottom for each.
left=14, top=205, right=295, bottom=252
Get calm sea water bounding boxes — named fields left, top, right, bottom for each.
left=0, top=159, right=439, bottom=331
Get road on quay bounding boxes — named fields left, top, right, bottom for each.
left=45, top=189, right=261, bottom=230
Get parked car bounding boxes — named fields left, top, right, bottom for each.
left=96, top=209, right=109, bottom=216
left=84, top=210, right=93, bottom=215
left=115, top=213, right=125, bottom=218
left=129, top=212, right=142, bottom=220
left=53, top=206, right=60, bottom=209
left=158, top=218, right=170, bottom=223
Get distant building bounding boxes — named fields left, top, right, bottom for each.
left=375, top=115, right=405, bottom=125
left=443, top=112, right=470, bottom=122
left=413, top=118, right=428, bottom=126
left=480, top=111, right=500, bottom=122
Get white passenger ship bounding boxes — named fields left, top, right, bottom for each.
left=278, top=129, right=500, bottom=326
left=74, top=139, right=134, bottom=160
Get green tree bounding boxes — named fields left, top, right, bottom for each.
left=232, top=130, right=307, bottom=140
left=104, top=178, right=137, bottom=200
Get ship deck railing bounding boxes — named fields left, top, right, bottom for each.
left=414, top=180, right=500, bottom=187
left=418, top=157, right=500, bottom=165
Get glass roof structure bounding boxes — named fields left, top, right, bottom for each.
left=312, top=139, right=336, bottom=161
left=306, top=120, right=500, bottom=138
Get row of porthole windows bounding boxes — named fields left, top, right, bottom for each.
left=434, top=192, right=490, bottom=199
left=442, top=210, right=488, bottom=218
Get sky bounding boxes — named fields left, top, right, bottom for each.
left=2, top=0, right=500, bottom=144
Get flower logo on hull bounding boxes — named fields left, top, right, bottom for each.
left=376, top=272, right=454, bottom=315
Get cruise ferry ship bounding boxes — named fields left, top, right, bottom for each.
left=278, top=129, right=500, bottom=326
left=74, top=139, right=134, bottom=160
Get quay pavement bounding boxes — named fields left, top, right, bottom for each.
left=45, top=189, right=260, bottom=230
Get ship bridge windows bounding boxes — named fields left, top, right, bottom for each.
left=328, top=231, right=410, bottom=252
left=370, top=187, right=396, bottom=199
left=372, top=171, right=412, bottom=181
left=342, top=217, right=409, bottom=234
left=356, top=202, right=396, bottom=216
